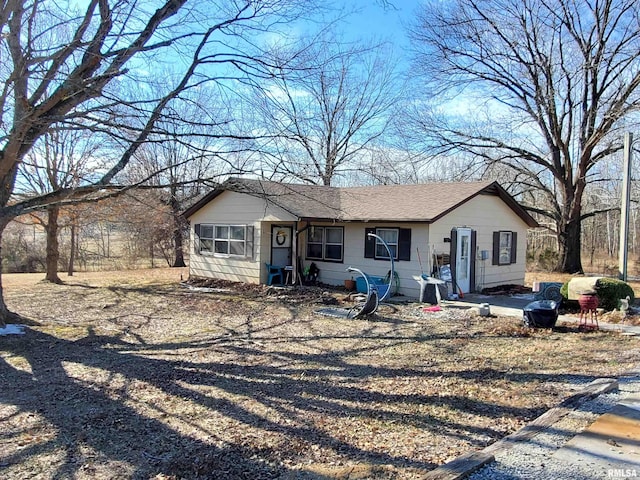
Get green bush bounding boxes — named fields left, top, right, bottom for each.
left=560, top=278, right=635, bottom=311
left=597, top=278, right=635, bottom=311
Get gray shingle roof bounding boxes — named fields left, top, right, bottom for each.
left=184, top=177, right=538, bottom=227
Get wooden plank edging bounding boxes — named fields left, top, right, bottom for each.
left=422, top=377, right=618, bottom=480
left=422, top=452, right=494, bottom=480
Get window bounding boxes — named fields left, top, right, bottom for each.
left=306, top=226, right=344, bottom=261
left=196, top=224, right=250, bottom=257
left=492, top=231, right=517, bottom=265
left=498, top=231, right=512, bottom=265
left=364, top=227, right=412, bottom=261
left=215, top=225, right=246, bottom=255
left=199, top=225, right=214, bottom=253
left=375, top=228, right=398, bottom=259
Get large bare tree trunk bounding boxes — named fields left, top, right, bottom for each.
left=173, top=227, right=186, bottom=268
left=170, top=194, right=186, bottom=268
left=67, top=221, right=76, bottom=276
left=0, top=164, right=20, bottom=326
left=558, top=216, right=583, bottom=273
left=44, top=206, right=62, bottom=283
left=0, top=221, right=22, bottom=327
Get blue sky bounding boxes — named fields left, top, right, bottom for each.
left=340, top=1, right=415, bottom=47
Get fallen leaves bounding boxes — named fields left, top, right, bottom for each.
left=1, top=271, right=639, bottom=479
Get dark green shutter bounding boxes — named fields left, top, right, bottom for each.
left=246, top=225, right=254, bottom=259
left=398, top=228, right=412, bottom=261
left=194, top=224, right=201, bottom=254
left=450, top=228, right=457, bottom=286
left=510, top=231, right=517, bottom=264
left=492, top=231, right=500, bottom=265
left=470, top=230, right=477, bottom=292
left=364, top=228, right=376, bottom=258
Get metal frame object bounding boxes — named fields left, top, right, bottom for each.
left=345, top=233, right=395, bottom=318
left=345, top=267, right=379, bottom=318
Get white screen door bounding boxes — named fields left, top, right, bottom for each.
left=456, top=228, right=472, bottom=293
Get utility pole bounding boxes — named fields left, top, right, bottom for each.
left=619, top=132, right=633, bottom=281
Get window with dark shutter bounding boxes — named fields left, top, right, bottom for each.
left=364, top=227, right=412, bottom=261
left=493, top=231, right=516, bottom=265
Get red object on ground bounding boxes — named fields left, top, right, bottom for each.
left=578, top=294, right=599, bottom=330
left=423, top=306, right=442, bottom=312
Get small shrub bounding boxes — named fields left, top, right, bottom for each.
left=538, top=248, right=559, bottom=271
left=560, top=278, right=635, bottom=311
left=597, top=278, right=635, bottom=311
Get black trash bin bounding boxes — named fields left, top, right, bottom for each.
left=523, top=300, right=559, bottom=328
left=418, top=276, right=448, bottom=304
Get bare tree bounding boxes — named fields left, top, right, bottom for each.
left=17, top=129, right=99, bottom=282
left=0, top=0, right=317, bottom=326
left=409, top=0, right=640, bottom=273
left=252, top=38, right=402, bottom=186
left=124, top=87, right=237, bottom=268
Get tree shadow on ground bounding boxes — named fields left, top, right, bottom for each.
left=1, top=329, right=291, bottom=479
left=0, top=279, right=613, bottom=479
left=0, top=320, right=604, bottom=479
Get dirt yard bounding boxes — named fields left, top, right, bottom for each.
left=1, top=268, right=639, bottom=479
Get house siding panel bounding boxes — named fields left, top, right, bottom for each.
left=188, top=191, right=296, bottom=284
left=300, top=222, right=430, bottom=299
left=429, top=194, right=527, bottom=291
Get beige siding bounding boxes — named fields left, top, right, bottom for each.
left=299, top=196, right=529, bottom=298
left=188, top=191, right=296, bottom=283
left=188, top=189, right=530, bottom=298
left=429, top=194, right=528, bottom=290
left=299, top=222, right=430, bottom=299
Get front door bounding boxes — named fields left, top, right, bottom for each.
left=455, top=227, right=472, bottom=293
left=271, top=225, right=292, bottom=267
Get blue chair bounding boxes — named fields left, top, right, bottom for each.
left=266, top=263, right=284, bottom=286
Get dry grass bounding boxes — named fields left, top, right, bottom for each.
left=1, top=268, right=639, bottom=479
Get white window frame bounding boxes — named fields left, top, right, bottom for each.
left=375, top=228, right=399, bottom=260
left=306, top=226, right=344, bottom=262
left=199, top=224, right=247, bottom=257
left=498, top=231, right=513, bottom=265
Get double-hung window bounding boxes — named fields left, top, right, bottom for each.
left=196, top=224, right=248, bottom=257
left=364, top=227, right=411, bottom=261
left=215, top=225, right=246, bottom=256
left=492, top=231, right=517, bottom=265
left=199, top=225, right=215, bottom=253
left=498, top=231, right=512, bottom=265
left=306, top=226, right=344, bottom=262
left=375, top=228, right=399, bottom=259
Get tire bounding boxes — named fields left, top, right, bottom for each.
left=543, top=284, right=563, bottom=302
